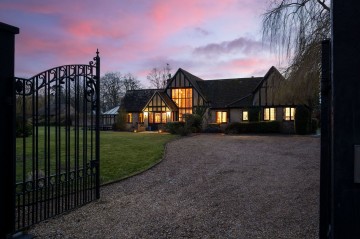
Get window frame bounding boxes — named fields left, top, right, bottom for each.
left=264, top=107, right=276, bottom=121
left=242, top=110, right=249, bottom=121
left=171, top=88, right=193, bottom=122
left=138, top=113, right=144, bottom=123
left=283, top=107, right=296, bottom=121
left=127, top=113, right=132, bottom=123
left=216, top=111, right=227, bottom=124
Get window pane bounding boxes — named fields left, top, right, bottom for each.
left=243, top=111, right=248, bottom=121
left=149, top=112, right=153, bottom=123
left=270, top=108, right=276, bottom=121
left=222, top=112, right=227, bottom=123
left=155, top=113, right=161, bottom=123
left=162, top=112, right=167, bottom=123
left=264, top=108, right=269, bottom=121
left=127, top=113, right=132, bottom=123
left=216, top=112, right=221, bottom=123
left=291, top=108, right=296, bottom=119
left=284, top=107, right=296, bottom=121
left=186, top=99, right=192, bottom=108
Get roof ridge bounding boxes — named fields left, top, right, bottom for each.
left=204, top=77, right=263, bottom=82
left=226, top=94, right=253, bottom=107
left=179, top=68, right=204, bottom=81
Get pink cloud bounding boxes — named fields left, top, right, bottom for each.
left=218, top=57, right=279, bottom=77
left=2, top=0, right=279, bottom=82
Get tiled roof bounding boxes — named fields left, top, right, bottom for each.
left=123, top=89, right=158, bottom=112
left=197, top=77, right=263, bottom=108
left=226, top=94, right=254, bottom=108
left=102, top=106, right=120, bottom=115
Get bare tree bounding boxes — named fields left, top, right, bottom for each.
left=262, top=0, right=330, bottom=110
left=123, top=73, right=142, bottom=91
left=100, top=72, right=123, bottom=111
left=147, top=63, right=172, bottom=89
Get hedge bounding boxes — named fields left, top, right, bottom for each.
left=165, top=121, right=186, bottom=134
left=203, top=123, right=222, bottom=133
left=294, top=105, right=311, bottom=134
left=224, top=121, right=281, bottom=134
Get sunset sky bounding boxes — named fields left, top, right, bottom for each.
left=0, top=0, right=281, bottom=87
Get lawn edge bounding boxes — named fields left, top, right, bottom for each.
left=100, top=135, right=181, bottom=187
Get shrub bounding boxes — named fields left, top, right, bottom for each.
left=295, top=105, right=311, bottom=134
left=113, top=108, right=127, bottom=131
left=16, top=117, right=33, bottom=137
left=185, top=114, right=202, bottom=133
left=248, top=107, right=261, bottom=122
left=165, top=122, right=185, bottom=134
left=176, top=126, right=191, bottom=136
left=224, top=121, right=281, bottom=134
left=203, top=123, right=222, bottom=133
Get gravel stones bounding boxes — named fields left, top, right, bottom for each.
left=29, top=134, right=320, bottom=238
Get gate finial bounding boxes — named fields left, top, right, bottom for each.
left=96, top=48, right=99, bottom=57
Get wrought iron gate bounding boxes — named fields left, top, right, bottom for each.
left=14, top=52, right=100, bottom=232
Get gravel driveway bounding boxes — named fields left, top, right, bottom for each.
left=29, top=134, right=320, bottom=239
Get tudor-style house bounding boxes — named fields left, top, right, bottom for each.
left=103, top=66, right=297, bottom=133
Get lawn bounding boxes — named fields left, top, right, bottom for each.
left=16, top=129, right=177, bottom=185
left=100, top=131, right=177, bottom=184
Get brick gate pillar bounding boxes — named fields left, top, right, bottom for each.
left=0, top=22, right=19, bottom=238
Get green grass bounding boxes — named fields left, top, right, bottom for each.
left=100, top=131, right=177, bottom=184
left=16, top=128, right=177, bottom=185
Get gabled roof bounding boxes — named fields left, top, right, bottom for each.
left=171, top=68, right=207, bottom=100
left=123, top=89, right=158, bottom=112
left=142, top=91, right=178, bottom=111
left=197, top=77, right=263, bottom=108
left=102, top=106, right=120, bottom=115
left=158, top=92, right=178, bottom=111
left=253, top=66, right=284, bottom=93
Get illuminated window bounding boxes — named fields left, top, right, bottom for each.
left=216, top=111, right=227, bottom=123
left=154, top=113, right=161, bottom=123
left=284, top=107, right=296, bottom=121
left=139, top=113, right=144, bottom=123
left=264, top=108, right=276, bottom=121
left=242, top=111, right=248, bottom=121
left=171, top=88, right=192, bottom=121
left=148, top=112, right=167, bottom=124
left=127, top=113, right=132, bottom=123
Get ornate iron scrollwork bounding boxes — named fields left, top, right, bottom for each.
left=14, top=51, right=100, bottom=232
